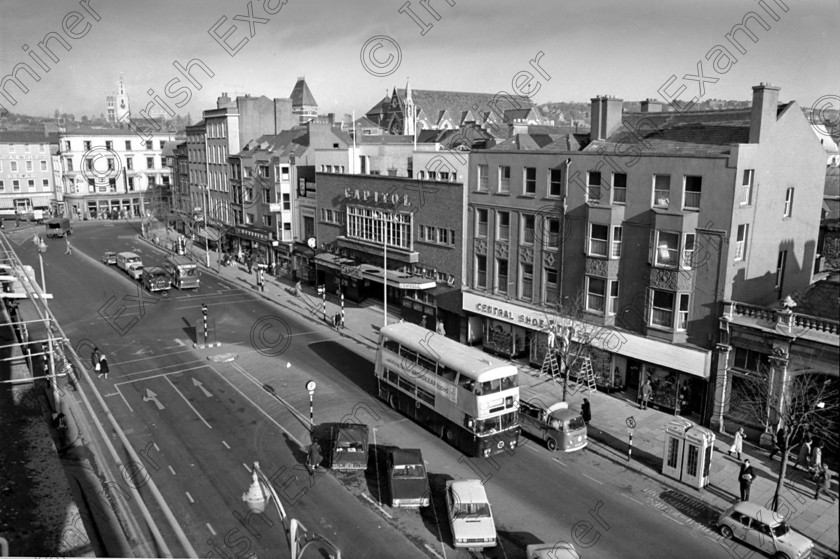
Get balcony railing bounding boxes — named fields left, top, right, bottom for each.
left=729, top=302, right=839, bottom=335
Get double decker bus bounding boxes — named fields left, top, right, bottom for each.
left=375, top=322, right=520, bottom=457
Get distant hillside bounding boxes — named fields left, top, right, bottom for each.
left=0, top=110, right=187, bottom=134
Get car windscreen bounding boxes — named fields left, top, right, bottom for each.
left=453, top=502, right=490, bottom=518
left=392, top=464, right=425, bottom=478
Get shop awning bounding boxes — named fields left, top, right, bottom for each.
left=358, top=264, right=436, bottom=290
left=30, top=197, right=53, bottom=208
left=0, top=198, right=15, bottom=209
left=195, top=226, right=222, bottom=242
left=314, top=253, right=358, bottom=273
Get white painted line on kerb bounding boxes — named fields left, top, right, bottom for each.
left=186, top=492, right=195, bottom=504
left=243, top=463, right=251, bottom=473
left=424, top=544, right=444, bottom=559
left=623, top=494, right=644, bottom=506
left=552, top=457, right=567, bottom=467
left=582, top=473, right=603, bottom=485
left=168, top=465, right=176, bottom=476
left=153, top=443, right=161, bottom=452
left=663, top=514, right=684, bottom=525
left=361, top=494, right=393, bottom=519
left=165, top=376, right=212, bottom=429
left=206, top=523, right=216, bottom=536
left=222, top=440, right=231, bottom=449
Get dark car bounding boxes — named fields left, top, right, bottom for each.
left=142, top=269, right=171, bottom=293
left=101, top=251, right=117, bottom=265
left=387, top=448, right=430, bottom=508
left=329, top=423, right=369, bottom=471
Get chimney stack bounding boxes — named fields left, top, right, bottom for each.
left=217, top=92, right=234, bottom=109
left=641, top=98, right=663, bottom=113
left=749, top=83, right=780, bottom=144
left=590, top=95, right=624, bottom=141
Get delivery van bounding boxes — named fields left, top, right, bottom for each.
left=45, top=217, right=72, bottom=238
left=116, top=252, right=142, bottom=272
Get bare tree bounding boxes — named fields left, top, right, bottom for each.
left=730, top=367, right=839, bottom=511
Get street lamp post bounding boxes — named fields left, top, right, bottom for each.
left=383, top=215, right=388, bottom=328
left=202, top=186, right=210, bottom=267
left=33, top=235, right=47, bottom=307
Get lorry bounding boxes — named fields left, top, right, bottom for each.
left=165, top=255, right=200, bottom=289
left=329, top=423, right=369, bottom=471
left=45, top=217, right=72, bottom=238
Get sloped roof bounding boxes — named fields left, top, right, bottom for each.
left=0, top=131, right=57, bottom=143
left=396, top=88, right=533, bottom=124
left=290, top=78, right=318, bottom=108
left=585, top=107, right=759, bottom=156
left=354, top=116, right=381, bottom=130
left=796, top=273, right=840, bottom=321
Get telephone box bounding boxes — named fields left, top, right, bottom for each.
left=662, top=418, right=715, bottom=489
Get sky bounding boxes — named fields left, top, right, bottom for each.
left=1, top=0, right=837, bottom=121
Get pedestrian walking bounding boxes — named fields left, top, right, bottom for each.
left=728, top=427, right=746, bottom=460
left=794, top=434, right=813, bottom=471
left=769, top=425, right=786, bottom=461
left=64, top=237, right=72, bottom=255
left=813, top=465, right=832, bottom=501
left=91, top=346, right=102, bottom=371
left=246, top=255, right=252, bottom=274
left=581, top=398, right=591, bottom=425
left=810, top=439, right=823, bottom=471
left=640, top=380, right=652, bottom=410
left=739, top=459, right=755, bottom=501
left=98, top=353, right=109, bottom=380
left=307, top=439, right=322, bottom=474
left=14, top=210, right=20, bottom=228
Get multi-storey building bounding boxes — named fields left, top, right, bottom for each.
left=0, top=131, right=60, bottom=217
left=58, top=128, right=175, bottom=219
left=463, top=84, right=827, bottom=426
left=290, top=77, right=318, bottom=124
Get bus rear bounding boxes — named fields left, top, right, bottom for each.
left=166, top=256, right=200, bottom=289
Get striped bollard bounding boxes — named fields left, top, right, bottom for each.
left=628, top=429, right=633, bottom=461
left=340, top=291, right=345, bottom=329
left=322, top=287, right=327, bottom=321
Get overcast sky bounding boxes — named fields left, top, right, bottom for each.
left=1, top=0, right=837, bottom=120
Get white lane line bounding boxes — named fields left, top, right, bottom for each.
left=582, top=473, right=603, bottom=485
left=186, top=492, right=194, bottom=504
left=208, top=364, right=304, bottom=448
left=206, top=523, right=216, bottom=536
left=623, top=495, right=645, bottom=506
left=153, top=443, right=161, bottom=452
left=243, top=463, right=252, bottom=473
left=165, top=376, right=212, bottom=429
left=552, top=457, right=567, bottom=466
left=111, top=348, right=199, bottom=367
left=114, top=365, right=207, bottom=386
left=222, top=441, right=231, bottom=449
left=424, top=544, right=444, bottom=559
left=361, top=493, right=393, bottom=519
left=118, top=360, right=208, bottom=380
left=114, top=384, right=134, bottom=413
left=168, top=465, right=176, bottom=476
left=663, top=514, right=684, bottom=525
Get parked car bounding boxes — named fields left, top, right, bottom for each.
left=116, top=252, right=142, bottom=271
left=519, top=400, right=588, bottom=452
left=445, top=479, right=496, bottom=549
left=387, top=449, right=430, bottom=508
left=142, top=269, right=171, bottom=293
left=526, top=542, right=580, bottom=559
left=717, top=501, right=813, bottom=559
left=127, top=263, right=145, bottom=280
left=101, top=252, right=117, bottom=265
left=330, top=423, right=369, bottom=471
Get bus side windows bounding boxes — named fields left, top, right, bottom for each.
left=384, top=339, right=400, bottom=353
left=439, top=364, right=457, bottom=383
left=417, top=355, right=436, bottom=374
left=457, top=374, right=475, bottom=392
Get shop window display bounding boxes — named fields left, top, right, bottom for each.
left=645, top=366, right=679, bottom=410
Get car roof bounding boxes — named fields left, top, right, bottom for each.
left=390, top=448, right=423, bottom=466
left=447, top=479, right=489, bottom=503
left=727, top=502, right=785, bottom=524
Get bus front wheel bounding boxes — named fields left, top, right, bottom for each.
left=442, top=427, right=455, bottom=444
left=388, top=393, right=398, bottom=410
left=546, top=438, right=558, bottom=452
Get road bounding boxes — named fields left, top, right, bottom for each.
left=11, top=221, right=755, bottom=559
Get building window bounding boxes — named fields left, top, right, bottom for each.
left=588, top=223, right=609, bottom=257
left=259, top=165, right=270, bottom=179
left=549, top=168, right=562, bottom=197
left=654, top=230, right=680, bottom=267
left=262, top=215, right=272, bottom=227
left=653, top=175, right=670, bottom=207
left=476, top=255, right=487, bottom=289
left=524, top=167, right=536, bottom=195
left=521, top=263, right=533, bottom=300
left=105, top=141, right=113, bottom=150
left=246, top=213, right=254, bottom=224
left=497, top=211, right=510, bottom=241
left=10, top=161, right=17, bottom=172
left=108, top=178, right=116, bottom=192
left=586, top=276, right=606, bottom=313
left=546, top=218, right=560, bottom=249
left=735, top=224, right=749, bottom=261
left=125, top=140, right=132, bottom=150
left=64, top=141, right=71, bottom=151
left=0, top=180, right=3, bottom=191
left=84, top=141, right=91, bottom=150
left=587, top=171, right=601, bottom=202
left=784, top=187, right=794, bottom=218
left=25, top=161, right=33, bottom=172
left=160, top=140, right=166, bottom=150
left=741, top=169, right=754, bottom=205
left=733, top=348, right=769, bottom=372
left=683, top=176, right=702, bottom=210
left=65, top=158, right=73, bottom=172
left=145, top=140, right=153, bottom=149
left=522, top=214, right=535, bottom=244
left=283, top=193, right=290, bottom=210
left=496, top=259, right=508, bottom=294
left=107, top=158, right=115, bottom=170
left=498, top=166, right=510, bottom=193
left=477, top=164, right=488, bottom=191
left=677, top=294, right=690, bottom=330
left=775, top=250, right=787, bottom=291
left=27, top=179, right=35, bottom=189
left=146, top=157, right=154, bottom=169
left=609, top=280, right=619, bottom=315
left=682, top=233, right=696, bottom=269
left=42, top=179, right=49, bottom=188
left=612, top=173, right=627, bottom=204
left=346, top=207, right=411, bottom=249
left=127, top=157, right=133, bottom=170
left=476, top=208, right=488, bottom=237
left=13, top=180, right=20, bottom=191
left=128, top=177, right=135, bottom=191
left=545, top=267, right=558, bottom=303
left=611, top=226, right=622, bottom=258
left=40, top=160, right=47, bottom=171
left=650, top=289, right=676, bottom=328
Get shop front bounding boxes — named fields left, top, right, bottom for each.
left=463, top=291, right=711, bottom=418
left=230, top=224, right=272, bottom=265
left=292, top=243, right=316, bottom=284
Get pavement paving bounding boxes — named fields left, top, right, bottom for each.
left=146, top=224, right=839, bottom=557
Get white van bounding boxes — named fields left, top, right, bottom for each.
left=116, top=252, right=142, bottom=272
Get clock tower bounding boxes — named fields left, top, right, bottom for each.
left=115, top=75, right=130, bottom=123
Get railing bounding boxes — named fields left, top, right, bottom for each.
left=731, top=302, right=839, bottom=334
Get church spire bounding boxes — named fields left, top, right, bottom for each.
left=403, top=78, right=415, bottom=136
left=115, top=74, right=130, bottom=123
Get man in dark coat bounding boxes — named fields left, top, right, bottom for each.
left=739, top=459, right=754, bottom=501
left=581, top=398, right=592, bottom=425
left=769, top=425, right=786, bottom=461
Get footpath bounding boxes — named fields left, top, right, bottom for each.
left=146, top=225, right=839, bottom=557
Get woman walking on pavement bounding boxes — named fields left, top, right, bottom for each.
left=581, top=398, right=591, bottom=425
left=739, top=459, right=754, bottom=501
left=98, top=353, right=110, bottom=380
left=640, top=380, right=652, bottom=410
left=794, top=433, right=813, bottom=471
left=728, top=427, right=746, bottom=460
left=307, top=438, right=322, bottom=474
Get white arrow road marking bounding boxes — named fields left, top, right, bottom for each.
left=166, top=376, right=212, bottom=429
left=143, top=389, right=165, bottom=410
left=192, top=378, right=213, bottom=398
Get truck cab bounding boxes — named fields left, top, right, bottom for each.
left=330, top=423, right=369, bottom=471
left=519, top=400, right=587, bottom=452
